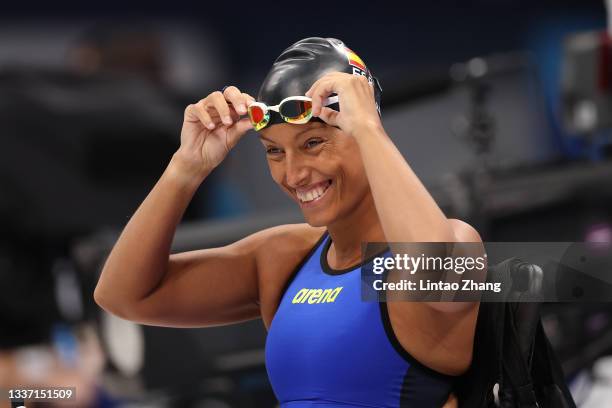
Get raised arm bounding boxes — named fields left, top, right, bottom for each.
left=306, top=72, right=485, bottom=313
left=94, top=86, right=264, bottom=327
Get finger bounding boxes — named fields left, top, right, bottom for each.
left=305, top=75, right=326, bottom=98
left=242, top=93, right=256, bottom=105
left=223, top=86, right=248, bottom=115
left=305, top=71, right=343, bottom=94
left=195, top=100, right=216, bottom=129
left=238, top=92, right=257, bottom=119
left=203, top=98, right=239, bottom=126
left=208, top=91, right=234, bottom=126
left=305, top=79, right=324, bottom=116
left=309, top=78, right=336, bottom=117
left=317, top=106, right=340, bottom=127
left=305, top=71, right=340, bottom=97
left=206, top=103, right=239, bottom=123
left=226, top=117, right=253, bottom=149
left=184, top=104, right=198, bottom=122
left=304, top=78, right=319, bottom=98
left=185, top=102, right=216, bottom=130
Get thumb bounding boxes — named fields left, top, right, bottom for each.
left=226, top=117, right=253, bottom=149
left=317, top=107, right=340, bottom=128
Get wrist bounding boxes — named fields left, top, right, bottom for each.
left=351, top=118, right=386, bottom=141
left=166, top=153, right=211, bottom=191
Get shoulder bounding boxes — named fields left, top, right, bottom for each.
left=226, top=223, right=325, bottom=255
left=448, top=218, right=482, bottom=242
left=242, top=223, right=326, bottom=258
left=256, top=223, right=327, bottom=277
left=246, top=223, right=326, bottom=327
left=237, top=222, right=326, bottom=286
left=220, top=223, right=327, bottom=287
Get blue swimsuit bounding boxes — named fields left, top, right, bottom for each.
left=265, top=231, right=455, bottom=407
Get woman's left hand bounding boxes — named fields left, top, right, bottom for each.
left=305, top=72, right=382, bottom=138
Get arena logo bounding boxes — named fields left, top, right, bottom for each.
left=292, top=287, right=343, bottom=304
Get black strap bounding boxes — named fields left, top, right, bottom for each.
left=499, top=303, right=539, bottom=407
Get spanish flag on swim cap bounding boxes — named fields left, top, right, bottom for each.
left=344, top=47, right=367, bottom=71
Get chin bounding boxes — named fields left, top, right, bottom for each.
left=301, top=209, right=335, bottom=228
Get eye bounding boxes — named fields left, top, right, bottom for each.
left=305, top=138, right=323, bottom=149
left=266, top=146, right=283, bottom=155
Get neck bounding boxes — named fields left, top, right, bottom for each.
left=325, top=190, right=385, bottom=269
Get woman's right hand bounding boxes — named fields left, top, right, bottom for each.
left=174, top=86, right=255, bottom=181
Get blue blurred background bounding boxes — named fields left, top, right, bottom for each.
left=1, top=0, right=612, bottom=406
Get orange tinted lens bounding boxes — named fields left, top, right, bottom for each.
left=249, top=105, right=264, bottom=122
left=279, top=100, right=312, bottom=122
left=248, top=105, right=270, bottom=131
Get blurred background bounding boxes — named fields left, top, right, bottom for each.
left=1, top=0, right=612, bottom=406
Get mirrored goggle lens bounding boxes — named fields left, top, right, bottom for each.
left=279, top=100, right=312, bottom=123
left=248, top=105, right=270, bottom=131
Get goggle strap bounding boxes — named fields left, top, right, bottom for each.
left=259, top=95, right=339, bottom=112
left=324, top=95, right=339, bottom=106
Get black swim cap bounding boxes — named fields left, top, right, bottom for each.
left=257, top=37, right=382, bottom=128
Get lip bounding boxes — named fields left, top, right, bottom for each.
left=296, top=180, right=332, bottom=209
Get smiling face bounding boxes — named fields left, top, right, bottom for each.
left=259, top=121, right=371, bottom=227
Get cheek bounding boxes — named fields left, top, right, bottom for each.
left=318, top=150, right=345, bottom=182
left=334, top=145, right=366, bottom=183
left=343, top=161, right=367, bottom=190
left=267, top=161, right=284, bottom=185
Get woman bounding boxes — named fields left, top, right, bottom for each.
left=94, top=37, right=482, bottom=407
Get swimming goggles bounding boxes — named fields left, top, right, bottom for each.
left=247, top=95, right=339, bottom=131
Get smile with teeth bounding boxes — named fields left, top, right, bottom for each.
left=296, top=180, right=332, bottom=203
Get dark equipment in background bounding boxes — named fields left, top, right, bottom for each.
left=0, top=66, right=189, bottom=350
left=561, top=30, right=612, bottom=137
left=0, top=22, right=233, bottom=351
left=0, top=67, right=182, bottom=237
left=561, top=27, right=612, bottom=163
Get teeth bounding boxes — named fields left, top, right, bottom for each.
left=297, top=182, right=330, bottom=203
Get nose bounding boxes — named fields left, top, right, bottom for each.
left=285, top=151, right=310, bottom=188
